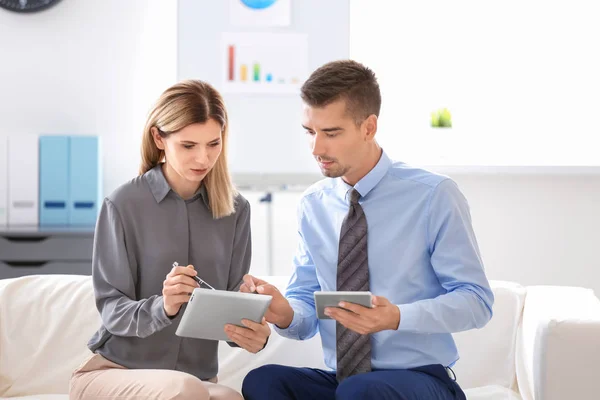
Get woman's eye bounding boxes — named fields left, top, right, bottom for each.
left=183, top=144, right=194, bottom=149
left=209, top=142, right=221, bottom=147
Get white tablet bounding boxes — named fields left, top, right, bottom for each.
left=175, top=288, right=272, bottom=341
left=314, top=291, right=373, bottom=319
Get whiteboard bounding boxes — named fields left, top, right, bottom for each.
left=178, top=0, right=350, bottom=185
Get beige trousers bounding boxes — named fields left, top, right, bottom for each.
left=69, top=354, right=243, bottom=400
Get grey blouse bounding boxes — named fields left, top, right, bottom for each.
left=87, top=164, right=251, bottom=381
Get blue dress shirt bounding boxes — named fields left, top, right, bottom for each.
left=274, top=150, right=494, bottom=371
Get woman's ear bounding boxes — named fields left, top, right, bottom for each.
left=151, top=127, right=165, bottom=150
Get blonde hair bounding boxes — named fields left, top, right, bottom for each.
left=139, top=80, right=237, bottom=219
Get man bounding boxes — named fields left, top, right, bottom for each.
left=240, top=60, right=494, bottom=400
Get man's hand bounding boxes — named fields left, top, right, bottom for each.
left=240, top=274, right=295, bottom=329
left=324, top=295, right=401, bottom=335
left=224, top=318, right=271, bottom=353
left=162, top=265, right=200, bottom=317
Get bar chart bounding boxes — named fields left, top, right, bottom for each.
left=222, top=32, right=308, bottom=93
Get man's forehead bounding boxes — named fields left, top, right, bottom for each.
left=302, top=100, right=350, bottom=122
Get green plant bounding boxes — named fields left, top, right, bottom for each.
left=431, top=108, right=452, bottom=128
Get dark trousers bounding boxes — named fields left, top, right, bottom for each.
left=242, top=364, right=467, bottom=400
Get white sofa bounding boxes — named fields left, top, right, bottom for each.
left=1, top=275, right=599, bottom=400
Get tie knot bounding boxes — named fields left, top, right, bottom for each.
left=349, top=189, right=361, bottom=205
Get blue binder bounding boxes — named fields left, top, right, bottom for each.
left=69, top=136, right=101, bottom=226
left=39, top=136, right=70, bottom=225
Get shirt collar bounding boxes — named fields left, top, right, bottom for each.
left=335, top=149, right=392, bottom=201
left=145, top=164, right=210, bottom=208
left=195, top=184, right=210, bottom=209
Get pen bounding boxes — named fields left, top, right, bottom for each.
left=172, top=261, right=216, bottom=290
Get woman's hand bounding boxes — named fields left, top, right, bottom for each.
left=163, top=264, right=199, bottom=317
left=224, top=318, right=271, bottom=353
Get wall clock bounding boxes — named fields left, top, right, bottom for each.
left=0, top=0, right=62, bottom=13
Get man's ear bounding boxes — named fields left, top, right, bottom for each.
left=362, top=114, right=378, bottom=142
left=151, top=127, right=165, bottom=150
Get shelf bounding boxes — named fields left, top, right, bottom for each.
left=420, top=165, right=600, bottom=176
left=233, top=166, right=600, bottom=191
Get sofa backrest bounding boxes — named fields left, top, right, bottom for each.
left=0, top=275, right=99, bottom=397
left=0, top=274, right=526, bottom=396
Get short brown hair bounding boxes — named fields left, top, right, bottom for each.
left=300, top=60, right=381, bottom=124
left=139, top=80, right=236, bottom=219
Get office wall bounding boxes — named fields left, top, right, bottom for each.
left=0, top=0, right=177, bottom=197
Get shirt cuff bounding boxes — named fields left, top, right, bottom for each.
left=396, top=303, right=421, bottom=333
left=153, top=296, right=174, bottom=329
left=273, top=299, right=304, bottom=339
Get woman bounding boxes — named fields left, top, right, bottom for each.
left=70, top=80, right=269, bottom=400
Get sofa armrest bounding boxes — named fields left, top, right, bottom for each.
left=516, top=285, right=600, bottom=400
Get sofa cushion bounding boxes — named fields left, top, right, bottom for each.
left=464, top=386, right=522, bottom=400
left=0, top=275, right=99, bottom=397
left=451, top=280, right=526, bottom=390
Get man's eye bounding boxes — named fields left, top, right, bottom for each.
left=183, top=144, right=194, bottom=149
